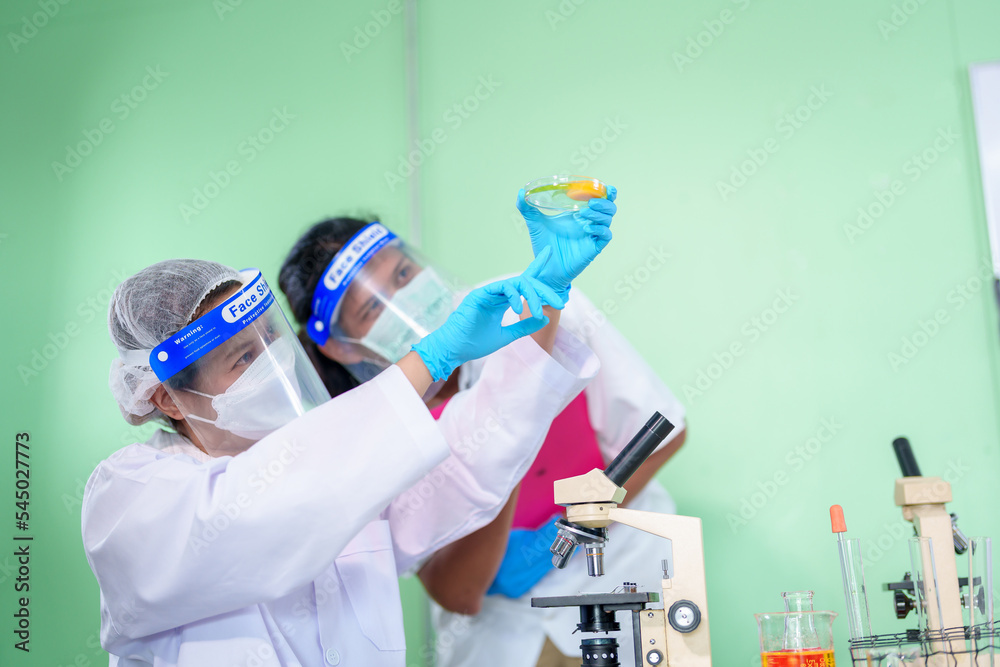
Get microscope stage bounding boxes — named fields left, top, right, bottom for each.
left=531, top=591, right=658, bottom=609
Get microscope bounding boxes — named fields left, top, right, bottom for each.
left=870, top=437, right=993, bottom=665
left=888, top=438, right=969, bottom=634
left=531, top=412, right=713, bottom=667
left=835, top=436, right=993, bottom=664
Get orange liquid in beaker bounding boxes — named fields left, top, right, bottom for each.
left=761, top=649, right=836, bottom=667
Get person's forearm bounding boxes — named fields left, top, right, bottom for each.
left=523, top=304, right=560, bottom=354
left=389, top=329, right=596, bottom=574
left=418, top=487, right=520, bottom=615
left=395, top=350, right=434, bottom=397
left=620, top=428, right=687, bottom=506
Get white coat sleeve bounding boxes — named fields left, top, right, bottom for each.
left=385, top=327, right=599, bottom=574
left=82, top=365, right=449, bottom=643
left=560, top=289, right=687, bottom=462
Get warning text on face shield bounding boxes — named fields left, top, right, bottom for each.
left=12, top=432, right=31, bottom=652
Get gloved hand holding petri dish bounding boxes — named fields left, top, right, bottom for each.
left=516, top=176, right=616, bottom=300
left=523, top=175, right=609, bottom=216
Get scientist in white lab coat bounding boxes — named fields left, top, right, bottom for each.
left=280, top=188, right=685, bottom=667
left=82, top=244, right=602, bottom=664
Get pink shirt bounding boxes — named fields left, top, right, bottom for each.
left=430, top=392, right=605, bottom=530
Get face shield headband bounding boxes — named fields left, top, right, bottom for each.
left=144, top=269, right=276, bottom=382
left=123, top=269, right=332, bottom=454
left=306, top=222, right=397, bottom=346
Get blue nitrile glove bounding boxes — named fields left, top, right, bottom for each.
left=487, top=517, right=562, bottom=599
left=412, top=247, right=565, bottom=381
left=516, top=185, right=618, bottom=300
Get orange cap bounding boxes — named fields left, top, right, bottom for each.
left=830, top=505, right=847, bottom=533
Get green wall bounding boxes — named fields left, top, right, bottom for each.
left=0, top=0, right=420, bottom=664
left=412, top=0, right=1000, bottom=664
left=3, top=1, right=1000, bottom=665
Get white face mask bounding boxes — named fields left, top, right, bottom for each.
left=184, top=336, right=304, bottom=441
left=360, top=268, right=455, bottom=363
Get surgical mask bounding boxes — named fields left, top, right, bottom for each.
left=360, top=268, right=454, bottom=363
left=184, top=336, right=305, bottom=440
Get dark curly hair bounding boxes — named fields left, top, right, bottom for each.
left=278, top=217, right=372, bottom=398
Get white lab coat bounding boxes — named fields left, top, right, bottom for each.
left=432, top=289, right=687, bottom=667
left=82, top=329, right=598, bottom=667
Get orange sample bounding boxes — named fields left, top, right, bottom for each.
left=761, top=649, right=836, bottom=667
left=565, top=181, right=607, bottom=201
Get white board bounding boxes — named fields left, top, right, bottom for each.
left=970, top=61, right=1000, bottom=279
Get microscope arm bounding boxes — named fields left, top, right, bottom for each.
left=606, top=508, right=704, bottom=579
left=607, top=508, right=712, bottom=666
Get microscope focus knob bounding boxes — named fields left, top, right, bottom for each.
left=667, top=600, right=702, bottom=633
left=894, top=590, right=915, bottom=619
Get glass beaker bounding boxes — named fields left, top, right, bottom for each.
left=524, top=175, right=608, bottom=216
left=782, top=591, right=821, bottom=650
left=756, top=608, right=838, bottom=666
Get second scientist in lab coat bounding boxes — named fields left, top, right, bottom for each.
left=278, top=187, right=679, bottom=666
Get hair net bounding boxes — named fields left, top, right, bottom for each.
left=108, top=259, right=243, bottom=425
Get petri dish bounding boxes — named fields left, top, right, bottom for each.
left=524, top=175, right=608, bottom=216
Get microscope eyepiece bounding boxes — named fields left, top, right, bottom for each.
left=603, top=412, right=675, bottom=488
left=892, top=437, right=922, bottom=477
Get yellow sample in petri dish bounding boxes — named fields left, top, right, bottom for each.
left=524, top=175, right=608, bottom=215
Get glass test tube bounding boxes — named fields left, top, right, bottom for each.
left=838, top=537, right=873, bottom=640
left=910, top=535, right=948, bottom=657
left=970, top=537, right=995, bottom=665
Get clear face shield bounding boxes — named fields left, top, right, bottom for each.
left=306, top=223, right=463, bottom=386
left=148, top=270, right=331, bottom=457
